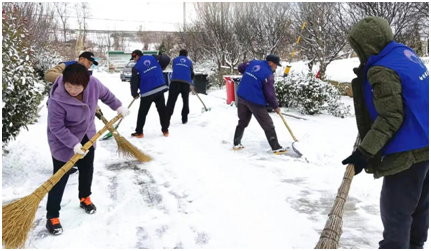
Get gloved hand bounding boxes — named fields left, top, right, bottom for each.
left=190, top=85, right=195, bottom=92
left=116, top=106, right=130, bottom=118
left=73, top=143, right=88, bottom=159
left=342, top=149, right=369, bottom=175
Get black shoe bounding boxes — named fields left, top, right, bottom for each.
left=46, top=217, right=63, bottom=235
left=80, top=197, right=97, bottom=214
left=68, top=167, right=78, bottom=175
left=182, top=118, right=188, bottom=124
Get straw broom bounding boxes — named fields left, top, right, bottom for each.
left=315, top=134, right=361, bottom=249
left=2, top=114, right=122, bottom=249
left=95, top=107, right=151, bottom=162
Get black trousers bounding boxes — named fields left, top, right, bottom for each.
left=233, top=97, right=282, bottom=150
left=166, top=82, right=190, bottom=123
left=135, top=92, right=169, bottom=134
left=46, top=135, right=95, bottom=219
left=379, top=160, right=429, bottom=249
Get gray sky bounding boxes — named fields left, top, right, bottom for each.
left=68, top=1, right=196, bottom=32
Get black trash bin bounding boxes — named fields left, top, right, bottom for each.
left=231, top=77, right=242, bottom=107
left=193, top=73, right=208, bottom=95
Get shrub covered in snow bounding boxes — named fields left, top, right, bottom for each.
left=32, top=48, right=62, bottom=96
left=2, top=8, right=45, bottom=143
left=194, top=60, right=220, bottom=88
left=275, top=72, right=351, bottom=118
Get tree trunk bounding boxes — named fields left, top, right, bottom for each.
left=319, top=61, right=328, bottom=80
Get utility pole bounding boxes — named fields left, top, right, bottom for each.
left=183, top=2, right=186, bottom=30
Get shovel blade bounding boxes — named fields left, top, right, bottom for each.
left=100, top=124, right=119, bottom=140
left=292, top=141, right=303, bottom=157
left=201, top=107, right=211, bottom=113
left=101, top=131, right=113, bottom=140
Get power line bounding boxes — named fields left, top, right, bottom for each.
left=36, top=14, right=182, bottom=25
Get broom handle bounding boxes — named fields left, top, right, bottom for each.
left=114, top=97, right=138, bottom=129
left=36, top=114, right=123, bottom=194
left=278, top=113, right=298, bottom=142
left=191, top=87, right=208, bottom=111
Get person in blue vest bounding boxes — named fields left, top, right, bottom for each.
left=45, top=51, right=98, bottom=83
left=130, top=50, right=171, bottom=138
left=233, top=55, right=288, bottom=154
left=342, top=17, right=429, bottom=248
left=166, top=49, right=195, bottom=124
left=45, top=51, right=99, bottom=175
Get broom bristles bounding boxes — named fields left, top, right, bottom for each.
left=315, top=135, right=360, bottom=249
left=103, top=116, right=152, bottom=162
left=2, top=164, right=73, bottom=249
left=2, top=115, right=122, bottom=249
left=114, top=134, right=152, bottom=162
left=3, top=193, right=43, bottom=248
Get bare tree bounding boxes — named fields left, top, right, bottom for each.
left=75, top=3, right=91, bottom=49
left=294, top=2, right=348, bottom=79
left=192, top=2, right=229, bottom=70
left=13, top=3, right=57, bottom=48
left=235, top=3, right=294, bottom=60
left=53, top=2, right=69, bottom=42
left=346, top=3, right=421, bottom=43
left=342, top=3, right=428, bottom=56
left=191, top=2, right=249, bottom=73
left=413, top=2, right=429, bottom=51
left=176, top=23, right=208, bottom=62
left=178, top=2, right=295, bottom=72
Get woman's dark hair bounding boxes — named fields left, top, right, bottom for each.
left=63, top=63, right=90, bottom=89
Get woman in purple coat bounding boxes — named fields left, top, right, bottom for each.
left=45, top=64, right=130, bottom=235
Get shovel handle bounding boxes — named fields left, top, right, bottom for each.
left=278, top=113, right=298, bottom=142
left=191, top=87, right=208, bottom=111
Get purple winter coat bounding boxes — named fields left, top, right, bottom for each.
left=47, top=75, right=122, bottom=162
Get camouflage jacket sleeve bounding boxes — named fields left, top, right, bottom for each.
left=360, top=66, right=404, bottom=156
left=45, top=63, right=66, bottom=83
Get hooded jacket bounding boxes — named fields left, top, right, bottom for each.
left=47, top=75, right=122, bottom=162
left=348, top=16, right=428, bottom=178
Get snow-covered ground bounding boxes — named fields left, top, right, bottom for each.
left=2, top=65, right=428, bottom=248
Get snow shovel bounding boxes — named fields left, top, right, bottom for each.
left=191, top=87, right=211, bottom=112
left=2, top=114, right=123, bottom=249
left=101, top=97, right=138, bottom=140
left=278, top=113, right=302, bottom=157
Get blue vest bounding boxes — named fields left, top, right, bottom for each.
left=364, top=41, right=429, bottom=155
left=172, top=56, right=193, bottom=85
left=237, top=60, right=273, bottom=106
left=134, top=55, right=166, bottom=95
left=62, top=61, right=92, bottom=75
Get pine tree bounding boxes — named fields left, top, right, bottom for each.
left=2, top=6, right=44, bottom=144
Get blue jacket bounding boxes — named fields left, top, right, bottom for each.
left=364, top=41, right=429, bottom=155
left=132, top=55, right=168, bottom=97
left=171, top=56, right=193, bottom=85
left=237, top=60, right=278, bottom=108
